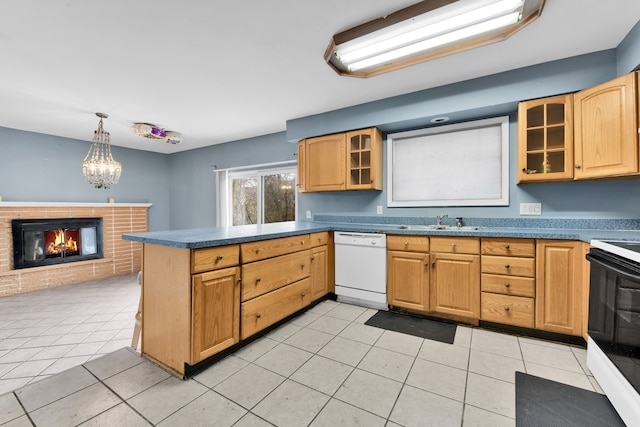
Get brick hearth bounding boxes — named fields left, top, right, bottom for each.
left=0, top=202, right=150, bottom=296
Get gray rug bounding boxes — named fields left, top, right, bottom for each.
left=515, top=372, right=625, bottom=427
left=365, top=310, right=456, bottom=344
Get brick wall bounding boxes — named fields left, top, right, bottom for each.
left=0, top=203, right=149, bottom=296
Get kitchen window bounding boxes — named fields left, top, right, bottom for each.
left=216, top=163, right=297, bottom=226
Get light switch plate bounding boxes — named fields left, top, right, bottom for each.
left=306, top=210, right=312, bottom=219
left=376, top=205, right=383, bottom=215
left=520, top=202, right=542, bottom=215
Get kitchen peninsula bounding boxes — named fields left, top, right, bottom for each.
left=123, top=217, right=640, bottom=377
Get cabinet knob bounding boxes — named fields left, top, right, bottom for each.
left=216, top=255, right=223, bottom=261
left=424, top=262, right=429, bottom=266
left=505, top=245, right=510, bottom=250
left=575, top=164, right=581, bottom=169
left=504, top=283, right=511, bottom=288
left=301, top=293, right=306, bottom=298
left=451, top=243, right=456, bottom=248
left=311, top=256, right=315, bottom=261
left=301, top=264, right=305, bottom=269
left=521, top=168, right=526, bottom=172
left=255, top=249, right=260, bottom=254
left=404, top=242, right=409, bottom=246
left=505, top=264, right=510, bottom=269
left=301, top=241, right=304, bottom=245
left=256, top=313, right=262, bottom=319
left=256, top=278, right=261, bottom=283
left=432, top=262, right=436, bottom=268
left=504, top=307, right=510, bottom=312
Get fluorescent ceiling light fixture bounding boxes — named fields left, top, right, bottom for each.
left=325, top=0, right=545, bottom=78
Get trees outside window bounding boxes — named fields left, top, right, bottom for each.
left=230, top=169, right=296, bottom=226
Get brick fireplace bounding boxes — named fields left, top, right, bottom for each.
left=0, top=202, right=150, bottom=296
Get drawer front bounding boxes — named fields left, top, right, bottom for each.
left=481, top=274, right=535, bottom=297
left=481, top=238, right=535, bottom=257
left=482, top=255, right=535, bottom=277
left=387, top=235, right=429, bottom=252
left=242, top=250, right=311, bottom=301
left=192, top=245, right=240, bottom=274
left=481, top=292, right=534, bottom=328
left=430, top=237, right=480, bottom=254
left=241, top=278, right=311, bottom=339
left=310, top=232, right=330, bottom=248
left=241, top=235, right=310, bottom=263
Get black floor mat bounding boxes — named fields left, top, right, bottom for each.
left=364, top=310, right=457, bottom=344
left=516, top=372, right=625, bottom=427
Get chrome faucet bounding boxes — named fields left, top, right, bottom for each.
left=456, top=217, right=463, bottom=228
left=436, top=214, right=448, bottom=226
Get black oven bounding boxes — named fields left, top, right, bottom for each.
left=586, top=245, right=640, bottom=395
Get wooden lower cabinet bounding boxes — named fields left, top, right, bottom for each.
left=535, top=240, right=583, bottom=335
left=192, top=267, right=240, bottom=363
left=388, top=250, right=429, bottom=312
left=241, top=278, right=312, bottom=339
left=481, top=292, right=535, bottom=328
left=430, top=252, right=481, bottom=320
left=310, top=245, right=329, bottom=300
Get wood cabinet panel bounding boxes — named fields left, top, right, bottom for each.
left=574, top=73, right=638, bottom=179
left=192, top=245, right=240, bottom=274
left=430, top=252, right=480, bottom=320
left=191, top=267, right=240, bottom=363
left=481, top=255, right=535, bottom=277
left=241, top=234, right=310, bottom=263
left=242, top=250, right=311, bottom=301
left=310, top=231, right=330, bottom=247
left=387, top=235, right=429, bottom=252
left=387, top=250, right=429, bottom=312
left=481, top=274, right=535, bottom=298
left=241, top=278, right=312, bottom=339
left=430, top=237, right=480, bottom=254
left=481, top=238, right=535, bottom=257
left=305, top=133, right=346, bottom=192
left=481, top=292, right=534, bottom=328
left=310, top=245, right=329, bottom=300
left=535, top=240, right=583, bottom=335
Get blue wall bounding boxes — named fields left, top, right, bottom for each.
left=2, top=25, right=640, bottom=231
left=0, top=127, right=171, bottom=230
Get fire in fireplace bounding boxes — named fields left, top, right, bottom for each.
left=12, top=218, right=103, bottom=269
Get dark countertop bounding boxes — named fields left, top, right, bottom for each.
left=122, top=219, right=640, bottom=249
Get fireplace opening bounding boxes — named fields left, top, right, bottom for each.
left=12, top=218, right=103, bottom=269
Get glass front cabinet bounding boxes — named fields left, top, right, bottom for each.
left=517, top=95, right=573, bottom=183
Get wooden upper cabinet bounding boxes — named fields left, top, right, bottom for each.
left=517, top=95, right=574, bottom=183
left=346, top=128, right=383, bottom=190
left=574, top=73, right=639, bottom=179
left=302, top=132, right=346, bottom=192
left=297, top=127, right=383, bottom=192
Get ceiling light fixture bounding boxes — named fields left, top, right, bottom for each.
left=82, top=113, right=122, bottom=189
left=325, top=0, right=545, bottom=78
left=132, top=122, right=183, bottom=144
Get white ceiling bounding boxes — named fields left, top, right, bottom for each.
left=1, top=0, right=639, bottom=154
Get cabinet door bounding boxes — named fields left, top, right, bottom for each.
left=535, top=240, right=583, bottom=335
left=430, top=252, right=480, bottom=320
left=517, top=95, right=574, bottom=183
left=574, top=73, right=638, bottom=179
left=310, top=245, right=328, bottom=300
left=387, top=250, right=429, bottom=312
left=305, top=133, right=346, bottom=191
left=297, top=140, right=306, bottom=192
left=345, top=128, right=383, bottom=190
left=191, top=267, right=240, bottom=364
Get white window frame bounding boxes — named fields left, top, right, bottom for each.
left=387, top=116, right=510, bottom=207
left=215, top=161, right=297, bottom=226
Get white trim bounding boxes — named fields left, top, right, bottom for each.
left=0, top=202, right=152, bottom=207
left=213, top=160, right=296, bottom=173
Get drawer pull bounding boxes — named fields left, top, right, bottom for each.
left=424, top=262, right=429, bottom=267
left=432, top=262, right=436, bottom=268
left=256, top=278, right=261, bottom=283
left=311, top=256, right=315, bottom=261
left=301, top=293, right=306, bottom=297
left=504, top=283, right=511, bottom=288
left=255, top=249, right=260, bottom=254
left=504, top=307, right=510, bottom=312
left=301, top=240, right=304, bottom=245
left=216, top=255, right=223, bottom=261
left=505, top=245, right=510, bottom=250
left=404, top=242, right=409, bottom=246
left=505, top=264, right=510, bottom=269
left=256, top=313, right=262, bottom=319
left=301, top=264, right=306, bottom=269
left=575, top=164, right=581, bottom=169
left=451, top=243, right=456, bottom=248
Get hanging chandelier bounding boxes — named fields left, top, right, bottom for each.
left=82, top=113, right=122, bottom=189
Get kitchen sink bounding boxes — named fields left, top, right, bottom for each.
left=395, top=225, right=480, bottom=231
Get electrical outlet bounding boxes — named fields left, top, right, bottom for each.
left=305, top=210, right=312, bottom=219
left=520, top=202, right=542, bottom=216
left=376, top=205, right=383, bottom=215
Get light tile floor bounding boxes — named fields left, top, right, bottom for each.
left=0, top=275, right=604, bottom=426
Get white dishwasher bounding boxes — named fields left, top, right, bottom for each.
left=334, top=232, right=387, bottom=310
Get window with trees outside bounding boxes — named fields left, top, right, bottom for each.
left=217, top=165, right=297, bottom=226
